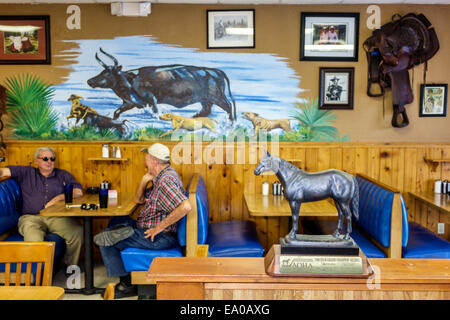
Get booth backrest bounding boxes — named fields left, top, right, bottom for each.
left=0, top=179, right=22, bottom=235
left=356, top=174, right=409, bottom=258
left=176, top=174, right=209, bottom=256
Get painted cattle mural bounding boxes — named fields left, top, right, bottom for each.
left=3, top=36, right=349, bottom=141
left=88, top=48, right=236, bottom=122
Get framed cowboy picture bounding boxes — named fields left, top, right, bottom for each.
left=0, top=15, right=51, bottom=64
left=419, top=84, right=447, bottom=117
left=319, top=67, right=354, bottom=110
left=300, top=12, right=359, bottom=61
left=207, top=9, right=255, bottom=49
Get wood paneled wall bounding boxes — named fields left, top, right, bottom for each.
left=3, top=141, right=450, bottom=256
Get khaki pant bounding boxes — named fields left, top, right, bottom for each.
left=18, top=215, right=83, bottom=266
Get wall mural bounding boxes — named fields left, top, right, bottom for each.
left=4, top=35, right=350, bottom=141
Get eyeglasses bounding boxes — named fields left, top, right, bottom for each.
left=81, top=203, right=98, bottom=211
left=38, top=156, right=56, bottom=162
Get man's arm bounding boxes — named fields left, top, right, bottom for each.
left=0, top=167, right=11, bottom=178
left=44, top=188, right=83, bottom=209
left=144, top=199, right=192, bottom=241
left=134, top=173, right=153, bottom=204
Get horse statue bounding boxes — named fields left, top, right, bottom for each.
left=254, top=151, right=359, bottom=241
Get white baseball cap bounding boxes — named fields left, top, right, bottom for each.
left=141, top=143, right=170, bottom=161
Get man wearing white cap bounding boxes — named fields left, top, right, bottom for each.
left=94, top=143, right=191, bottom=299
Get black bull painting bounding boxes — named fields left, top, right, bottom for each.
left=87, top=48, right=237, bottom=121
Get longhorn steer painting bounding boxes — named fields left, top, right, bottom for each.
left=87, top=48, right=237, bottom=122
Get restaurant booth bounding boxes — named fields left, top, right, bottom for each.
left=0, top=0, right=449, bottom=301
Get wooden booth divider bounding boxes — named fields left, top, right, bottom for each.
left=3, top=141, right=450, bottom=257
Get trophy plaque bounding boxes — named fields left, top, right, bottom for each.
left=265, top=238, right=374, bottom=278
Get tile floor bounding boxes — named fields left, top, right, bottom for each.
left=52, top=263, right=138, bottom=300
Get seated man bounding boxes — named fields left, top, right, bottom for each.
left=94, top=143, right=191, bottom=299
left=0, top=147, right=84, bottom=268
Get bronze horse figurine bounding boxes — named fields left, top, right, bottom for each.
left=254, top=152, right=359, bottom=241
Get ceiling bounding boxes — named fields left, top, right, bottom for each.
left=0, top=0, right=449, bottom=4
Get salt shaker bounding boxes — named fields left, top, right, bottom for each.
left=434, top=180, right=442, bottom=193
left=102, top=144, right=109, bottom=158
left=262, top=182, right=269, bottom=196
left=116, top=146, right=121, bottom=158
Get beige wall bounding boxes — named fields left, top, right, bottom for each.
left=0, top=3, right=449, bottom=142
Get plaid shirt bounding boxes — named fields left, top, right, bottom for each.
left=136, top=166, right=187, bottom=232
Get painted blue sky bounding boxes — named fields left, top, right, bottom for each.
left=53, top=35, right=304, bottom=135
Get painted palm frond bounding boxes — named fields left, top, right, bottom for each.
left=290, top=98, right=340, bottom=141
left=4, top=73, right=59, bottom=138
left=5, top=73, right=55, bottom=109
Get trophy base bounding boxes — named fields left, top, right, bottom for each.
left=280, top=234, right=360, bottom=256
left=265, top=244, right=374, bottom=278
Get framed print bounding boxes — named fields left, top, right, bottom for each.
left=207, top=9, right=255, bottom=49
left=300, top=12, right=359, bottom=61
left=0, top=15, right=50, bottom=64
left=319, top=67, right=354, bottom=109
left=419, top=84, right=448, bottom=117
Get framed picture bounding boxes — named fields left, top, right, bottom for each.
left=419, top=84, right=448, bottom=117
left=207, top=9, right=255, bottom=49
left=300, top=12, right=359, bottom=61
left=319, top=67, right=354, bottom=109
left=0, top=15, right=51, bottom=64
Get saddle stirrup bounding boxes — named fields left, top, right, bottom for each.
left=392, top=104, right=410, bottom=128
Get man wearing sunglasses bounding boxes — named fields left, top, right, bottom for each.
left=0, top=146, right=84, bottom=268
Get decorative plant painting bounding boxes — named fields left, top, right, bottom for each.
left=3, top=35, right=349, bottom=142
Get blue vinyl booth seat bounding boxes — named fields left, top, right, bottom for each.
left=121, top=174, right=263, bottom=272
left=0, top=179, right=66, bottom=279
left=303, top=174, right=450, bottom=259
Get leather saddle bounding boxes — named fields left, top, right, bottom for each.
left=363, top=13, right=439, bottom=128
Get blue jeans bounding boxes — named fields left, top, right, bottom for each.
left=98, top=216, right=179, bottom=277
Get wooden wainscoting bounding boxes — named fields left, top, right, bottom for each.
left=3, top=141, right=450, bottom=256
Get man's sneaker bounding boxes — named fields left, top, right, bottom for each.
left=94, top=225, right=134, bottom=247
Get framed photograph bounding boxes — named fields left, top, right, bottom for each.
left=319, top=67, right=354, bottom=109
left=419, top=84, right=448, bottom=117
left=207, top=9, right=255, bottom=49
left=300, top=12, right=359, bottom=61
left=0, top=15, right=51, bottom=64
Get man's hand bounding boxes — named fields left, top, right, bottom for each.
left=142, top=173, right=154, bottom=184
left=44, top=194, right=64, bottom=208
left=144, top=226, right=162, bottom=242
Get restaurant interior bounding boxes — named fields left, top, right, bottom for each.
left=0, top=0, right=449, bottom=302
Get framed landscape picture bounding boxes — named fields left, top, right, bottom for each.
left=0, top=15, right=50, bottom=64
left=300, top=12, right=359, bottom=61
left=207, top=9, right=255, bottom=49
left=419, top=84, right=448, bottom=117
left=319, top=67, right=354, bottom=109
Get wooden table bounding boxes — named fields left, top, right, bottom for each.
left=244, top=193, right=337, bottom=217
left=0, top=286, right=65, bottom=300
left=136, top=257, right=450, bottom=300
left=408, top=191, right=450, bottom=214
left=40, top=192, right=137, bottom=295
